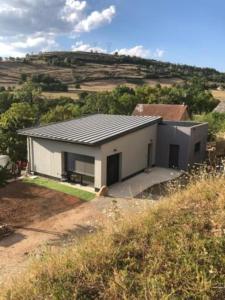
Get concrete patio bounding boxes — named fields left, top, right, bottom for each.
left=108, top=167, right=182, bottom=198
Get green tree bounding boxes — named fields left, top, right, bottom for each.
left=0, top=103, right=36, bottom=161
left=19, top=73, right=28, bottom=84
left=14, top=81, right=41, bottom=104
left=0, top=91, right=14, bottom=114
left=40, top=104, right=81, bottom=124
left=194, top=112, right=225, bottom=140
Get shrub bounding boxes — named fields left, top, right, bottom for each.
left=194, top=112, right=225, bottom=140
left=0, top=165, right=10, bottom=187
left=75, top=83, right=81, bottom=89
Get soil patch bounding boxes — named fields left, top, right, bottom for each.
left=0, top=181, right=83, bottom=227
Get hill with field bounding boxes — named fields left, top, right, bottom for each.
left=1, top=51, right=225, bottom=91
left=2, top=174, right=225, bottom=299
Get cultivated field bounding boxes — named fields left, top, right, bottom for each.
left=0, top=59, right=182, bottom=88
left=41, top=78, right=183, bottom=99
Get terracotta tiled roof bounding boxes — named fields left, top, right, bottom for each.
left=133, top=104, right=189, bottom=121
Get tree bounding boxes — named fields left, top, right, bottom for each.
left=0, top=86, right=6, bottom=92
left=40, top=104, right=81, bottom=124
left=0, top=91, right=14, bottom=114
left=14, top=81, right=42, bottom=104
left=20, top=73, right=28, bottom=84
left=0, top=103, right=37, bottom=161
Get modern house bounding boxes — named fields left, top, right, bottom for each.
left=18, top=114, right=208, bottom=191
left=133, top=104, right=190, bottom=121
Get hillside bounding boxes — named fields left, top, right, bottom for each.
left=1, top=51, right=225, bottom=88
left=2, top=175, right=225, bottom=299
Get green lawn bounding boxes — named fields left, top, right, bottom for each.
left=23, top=177, right=95, bottom=201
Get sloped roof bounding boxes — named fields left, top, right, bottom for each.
left=18, top=114, right=162, bottom=146
left=213, top=101, right=225, bottom=113
left=133, top=104, right=189, bottom=121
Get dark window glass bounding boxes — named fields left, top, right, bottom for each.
left=194, top=142, right=201, bottom=153
left=67, top=153, right=94, bottom=176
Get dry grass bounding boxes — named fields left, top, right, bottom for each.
left=211, top=89, right=225, bottom=101
left=2, top=175, right=225, bottom=299
left=0, top=60, right=182, bottom=88
left=42, top=91, right=79, bottom=100
left=79, top=78, right=181, bottom=92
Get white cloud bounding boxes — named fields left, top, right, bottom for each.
left=72, top=41, right=106, bottom=53
left=71, top=42, right=166, bottom=60
left=113, top=45, right=151, bottom=58
left=0, top=33, right=59, bottom=58
left=0, top=42, right=25, bottom=58
left=0, top=1, right=116, bottom=57
left=75, top=6, right=116, bottom=32
left=61, top=0, right=86, bottom=23
left=154, top=48, right=165, bottom=58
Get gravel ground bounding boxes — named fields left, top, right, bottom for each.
left=0, top=192, right=153, bottom=286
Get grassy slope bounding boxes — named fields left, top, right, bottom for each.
left=23, top=177, right=95, bottom=201
left=3, top=176, right=225, bottom=299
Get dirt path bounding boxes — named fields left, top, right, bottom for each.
left=0, top=196, right=153, bottom=285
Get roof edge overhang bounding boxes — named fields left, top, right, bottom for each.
left=18, top=117, right=162, bottom=146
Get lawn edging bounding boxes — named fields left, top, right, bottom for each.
left=22, top=177, right=95, bottom=201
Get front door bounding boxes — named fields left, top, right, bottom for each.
left=107, top=153, right=120, bottom=186
left=169, top=144, right=180, bottom=168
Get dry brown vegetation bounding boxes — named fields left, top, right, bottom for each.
left=211, top=89, right=225, bottom=101
left=2, top=174, right=225, bottom=299
left=0, top=60, right=182, bottom=89
left=42, top=91, right=80, bottom=100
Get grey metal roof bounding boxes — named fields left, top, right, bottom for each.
left=18, top=114, right=162, bottom=146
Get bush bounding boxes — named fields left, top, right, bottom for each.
left=31, top=74, right=68, bottom=92
left=0, top=165, right=10, bottom=187
left=0, top=86, right=6, bottom=92
left=194, top=112, right=225, bottom=140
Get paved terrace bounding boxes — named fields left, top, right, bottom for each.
left=108, top=167, right=182, bottom=198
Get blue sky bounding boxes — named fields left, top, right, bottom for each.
left=0, top=0, right=225, bottom=71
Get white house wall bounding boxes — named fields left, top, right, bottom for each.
left=29, top=137, right=102, bottom=188
left=28, top=124, right=158, bottom=189
left=100, top=124, right=158, bottom=186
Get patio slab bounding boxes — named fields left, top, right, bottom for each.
left=108, top=167, right=182, bottom=198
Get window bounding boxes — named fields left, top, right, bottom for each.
left=66, top=153, right=94, bottom=177
left=194, top=142, right=201, bottom=153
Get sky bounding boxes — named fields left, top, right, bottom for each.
left=0, top=0, right=225, bottom=71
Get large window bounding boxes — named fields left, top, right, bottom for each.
left=66, top=153, right=94, bottom=177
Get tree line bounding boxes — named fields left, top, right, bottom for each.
left=0, top=78, right=220, bottom=163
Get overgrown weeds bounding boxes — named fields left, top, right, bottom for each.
left=2, top=174, right=225, bottom=299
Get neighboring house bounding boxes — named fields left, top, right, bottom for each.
left=18, top=114, right=208, bottom=191
left=133, top=104, right=190, bottom=121
left=213, top=101, right=225, bottom=113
